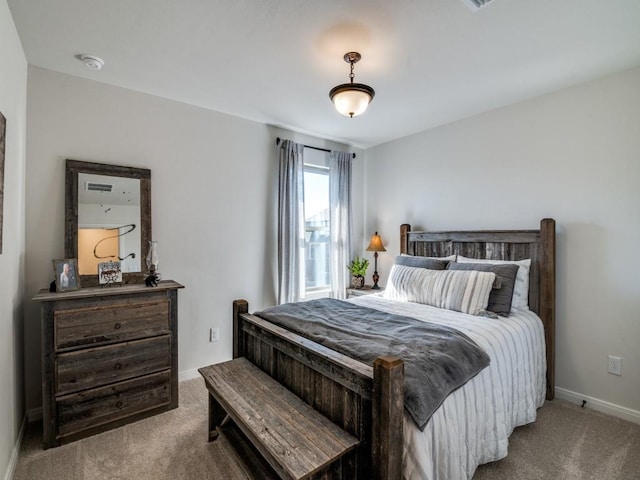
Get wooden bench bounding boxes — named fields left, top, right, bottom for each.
left=199, top=357, right=360, bottom=480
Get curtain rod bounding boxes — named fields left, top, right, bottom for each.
left=276, top=137, right=356, bottom=159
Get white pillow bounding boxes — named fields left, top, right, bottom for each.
left=383, top=264, right=496, bottom=316
left=456, top=256, right=531, bottom=309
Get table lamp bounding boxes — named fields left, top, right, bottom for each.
left=366, top=232, right=386, bottom=289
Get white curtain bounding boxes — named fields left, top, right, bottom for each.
left=277, top=140, right=305, bottom=304
left=329, top=151, right=352, bottom=299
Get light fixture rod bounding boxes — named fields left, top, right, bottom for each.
left=345, top=52, right=361, bottom=84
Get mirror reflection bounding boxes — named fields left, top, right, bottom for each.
left=77, top=173, right=141, bottom=274
left=65, top=159, right=151, bottom=286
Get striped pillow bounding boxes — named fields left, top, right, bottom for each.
left=447, top=262, right=518, bottom=316
left=383, top=265, right=496, bottom=316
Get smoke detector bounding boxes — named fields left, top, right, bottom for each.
left=462, top=0, right=496, bottom=11
left=80, top=54, right=104, bottom=70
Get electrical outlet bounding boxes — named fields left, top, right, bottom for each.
left=608, top=355, right=622, bottom=376
left=209, top=327, right=220, bottom=343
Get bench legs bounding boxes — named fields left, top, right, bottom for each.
left=208, top=393, right=228, bottom=442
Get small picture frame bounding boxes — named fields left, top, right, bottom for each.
left=98, top=261, right=123, bottom=285
left=53, top=258, right=81, bottom=292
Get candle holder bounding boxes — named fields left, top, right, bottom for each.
left=145, top=240, right=160, bottom=287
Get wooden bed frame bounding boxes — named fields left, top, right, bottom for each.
left=232, top=218, right=555, bottom=480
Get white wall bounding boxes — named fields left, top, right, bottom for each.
left=364, top=67, right=640, bottom=414
left=0, top=0, right=27, bottom=477
left=24, top=67, right=364, bottom=411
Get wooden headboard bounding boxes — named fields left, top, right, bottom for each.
left=400, top=218, right=556, bottom=400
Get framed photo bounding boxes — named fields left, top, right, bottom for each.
left=53, top=258, right=81, bottom=292
left=98, top=261, right=122, bottom=285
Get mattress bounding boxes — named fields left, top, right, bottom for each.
left=348, top=294, right=546, bottom=480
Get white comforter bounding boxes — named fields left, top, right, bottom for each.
left=348, top=294, right=546, bottom=480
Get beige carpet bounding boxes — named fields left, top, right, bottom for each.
left=14, top=378, right=640, bottom=480
left=14, top=378, right=252, bottom=480
left=474, top=399, right=640, bottom=480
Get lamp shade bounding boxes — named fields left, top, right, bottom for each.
left=366, top=232, right=386, bottom=252
left=330, top=84, right=375, bottom=118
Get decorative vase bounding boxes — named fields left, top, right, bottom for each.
left=351, top=275, right=365, bottom=289
left=146, top=240, right=159, bottom=275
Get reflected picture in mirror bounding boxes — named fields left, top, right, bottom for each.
left=65, top=160, right=151, bottom=286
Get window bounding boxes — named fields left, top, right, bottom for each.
left=303, top=149, right=330, bottom=295
left=277, top=140, right=351, bottom=304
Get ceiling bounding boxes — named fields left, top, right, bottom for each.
left=78, top=173, right=140, bottom=207
left=8, top=0, right=640, bottom=148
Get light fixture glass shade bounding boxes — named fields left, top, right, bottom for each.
left=366, top=232, right=386, bottom=252
left=330, top=85, right=374, bottom=118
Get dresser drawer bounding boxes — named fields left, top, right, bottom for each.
left=54, top=300, right=170, bottom=350
left=57, top=370, right=171, bottom=438
left=56, top=336, right=171, bottom=395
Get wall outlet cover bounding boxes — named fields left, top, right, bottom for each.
left=210, top=327, right=220, bottom=342
left=608, top=355, right=622, bottom=376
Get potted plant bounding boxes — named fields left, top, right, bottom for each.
left=347, top=256, right=369, bottom=289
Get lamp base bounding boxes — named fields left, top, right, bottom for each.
left=372, top=272, right=380, bottom=289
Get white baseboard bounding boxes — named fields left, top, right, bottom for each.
left=3, top=415, right=26, bottom=480
left=555, top=387, right=640, bottom=425
left=179, top=368, right=202, bottom=382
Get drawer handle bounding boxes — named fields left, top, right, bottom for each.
left=114, top=323, right=122, bottom=330
left=114, top=362, right=122, bottom=370
left=116, top=401, right=123, bottom=409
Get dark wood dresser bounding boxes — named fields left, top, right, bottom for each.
left=33, top=280, right=183, bottom=448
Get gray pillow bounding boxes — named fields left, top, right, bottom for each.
left=447, top=262, right=519, bottom=316
left=395, top=255, right=448, bottom=270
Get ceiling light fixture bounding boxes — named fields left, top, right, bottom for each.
left=80, top=54, right=104, bottom=70
left=329, top=52, right=375, bottom=118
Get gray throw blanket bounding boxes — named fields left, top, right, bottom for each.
left=256, top=298, right=490, bottom=430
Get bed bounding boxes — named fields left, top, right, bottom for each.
left=231, top=218, right=555, bottom=480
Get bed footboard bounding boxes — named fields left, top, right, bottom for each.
left=233, top=299, right=404, bottom=480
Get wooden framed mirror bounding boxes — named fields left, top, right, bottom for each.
left=65, top=159, right=151, bottom=286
